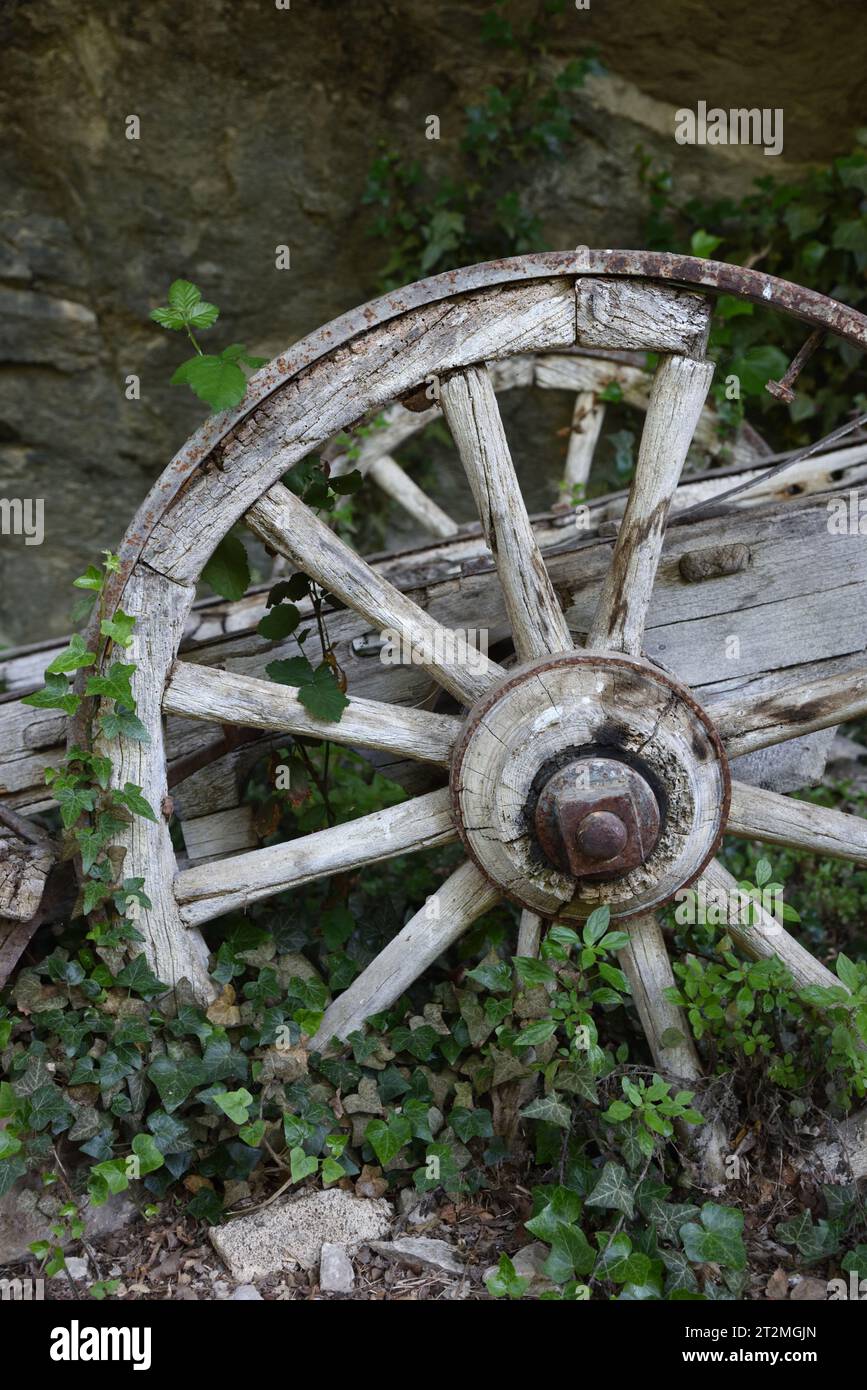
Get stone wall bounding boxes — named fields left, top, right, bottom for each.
left=0, top=0, right=862, bottom=643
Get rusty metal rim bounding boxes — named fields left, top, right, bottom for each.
left=448, top=651, right=732, bottom=922
left=97, top=252, right=867, bottom=630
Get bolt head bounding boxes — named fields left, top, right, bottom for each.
left=534, top=756, right=661, bottom=878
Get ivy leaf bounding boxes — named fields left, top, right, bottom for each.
left=55, top=783, right=97, bottom=829
left=46, top=634, right=97, bottom=674
left=100, top=610, right=136, bottom=648
left=239, top=1119, right=266, bottom=1148
left=465, top=959, right=513, bottom=993
left=113, top=783, right=157, bottom=822
left=131, top=1133, right=165, bottom=1177
left=729, top=344, right=789, bottom=397
left=213, top=1088, right=254, bottom=1125
left=171, top=353, right=247, bottom=411
left=85, top=662, right=136, bottom=707
left=73, top=564, right=104, bottom=591
left=147, top=1055, right=208, bottom=1113
left=512, top=1020, right=557, bottom=1048
left=545, top=1222, right=596, bottom=1281
left=681, top=1203, right=746, bottom=1270
left=23, top=673, right=81, bottom=716
left=98, top=705, right=150, bottom=742
left=520, top=1094, right=571, bottom=1128
left=115, top=955, right=167, bottom=997
left=266, top=656, right=348, bottom=723
left=321, top=1156, right=345, bottom=1186
left=585, top=1161, right=636, bottom=1220
left=289, top=1146, right=319, bottom=1184
left=365, top=1115, right=412, bottom=1165
left=330, top=469, right=363, bottom=495
left=202, top=535, right=251, bottom=601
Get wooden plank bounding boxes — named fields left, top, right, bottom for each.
left=181, top=806, right=257, bottom=863
left=164, top=661, right=461, bottom=766
left=175, top=786, right=458, bottom=927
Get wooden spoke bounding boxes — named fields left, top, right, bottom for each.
left=164, top=661, right=460, bottom=766
left=367, top=453, right=460, bottom=540
left=618, top=912, right=706, bottom=1084
left=701, top=859, right=840, bottom=991
left=174, top=787, right=457, bottom=927
left=561, top=390, right=605, bottom=502
left=309, top=860, right=500, bottom=1050
left=440, top=365, right=573, bottom=661
left=585, top=354, right=714, bottom=655
left=709, top=665, right=867, bottom=759
left=516, top=908, right=544, bottom=959
left=618, top=911, right=727, bottom=1181
left=245, top=482, right=505, bottom=706
left=728, top=781, right=867, bottom=864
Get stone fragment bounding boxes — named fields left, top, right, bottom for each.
left=210, top=1189, right=393, bottom=1278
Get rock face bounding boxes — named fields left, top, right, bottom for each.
left=0, top=0, right=854, bottom=643
left=209, top=1189, right=393, bottom=1279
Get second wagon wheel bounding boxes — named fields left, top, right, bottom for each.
left=82, top=253, right=867, bottom=1109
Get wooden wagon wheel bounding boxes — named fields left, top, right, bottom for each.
left=82, top=253, right=867, bottom=1142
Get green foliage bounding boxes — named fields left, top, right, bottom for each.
left=150, top=279, right=265, bottom=412
left=362, top=10, right=602, bottom=288
left=638, top=138, right=867, bottom=441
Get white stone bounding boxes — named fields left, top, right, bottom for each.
left=210, top=1189, right=393, bottom=1279
left=370, top=1236, right=463, bottom=1275
left=319, top=1242, right=355, bottom=1293
left=230, top=1283, right=263, bottom=1300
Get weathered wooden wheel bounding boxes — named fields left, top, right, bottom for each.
left=77, top=253, right=867, bottom=1147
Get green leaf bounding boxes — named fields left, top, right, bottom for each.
left=485, top=1253, right=530, bottom=1299
left=98, top=706, right=150, bottom=742
left=115, top=955, right=167, bottom=997
left=583, top=907, right=611, bottom=945
left=520, top=1094, right=571, bottom=1128
left=690, top=229, right=722, bottom=259
left=85, top=662, right=136, bottom=707
left=257, top=603, right=301, bottom=641
left=512, top=1020, right=557, bottom=1048
left=23, top=673, right=81, bottom=716
left=99, top=610, right=136, bottom=648
left=113, top=783, right=157, bottom=822
left=55, top=783, right=97, bottom=829
left=46, top=634, right=97, bottom=674
left=73, top=564, right=104, bottom=591
left=202, top=535, right=251, bottom=601
left=213, top=1088, right=254, bottom=1125
left=266, top=656, right=348, bottom=723
left=365, top=1115, right=411, bottom=1165
left=729, top=345, right=789, bottom=397
left=545, top=1222, right=596, bottom=1282
left=513, top=956, right=557, bottom=986
left=681, top=1203, right=746, bottom=1270
left=586, top=1161, right=635, bottom=1220
left=321, top=1156, right=345, bottom=1186
left=131, top=1133, right=164, bottom=1177
left=465, top=959, right=513, bottom=993
left=147, top=1055, right=207, bottom=1113
left=239, top=1119, right=266, bottom=1148
left=289, top=1146, right=319, bottom=1183
left=835, top=953, right=861, bottom=992
left=172, top=354, right=247, bottom=411
left=833, top=218, right=867, bottom=253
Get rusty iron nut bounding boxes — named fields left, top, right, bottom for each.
left=534, top=757, right=661, bottom=878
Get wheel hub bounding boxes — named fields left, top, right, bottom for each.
left=449, top=652, right=729, bottom=921
left=534, top=756, right=661, bottom=878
